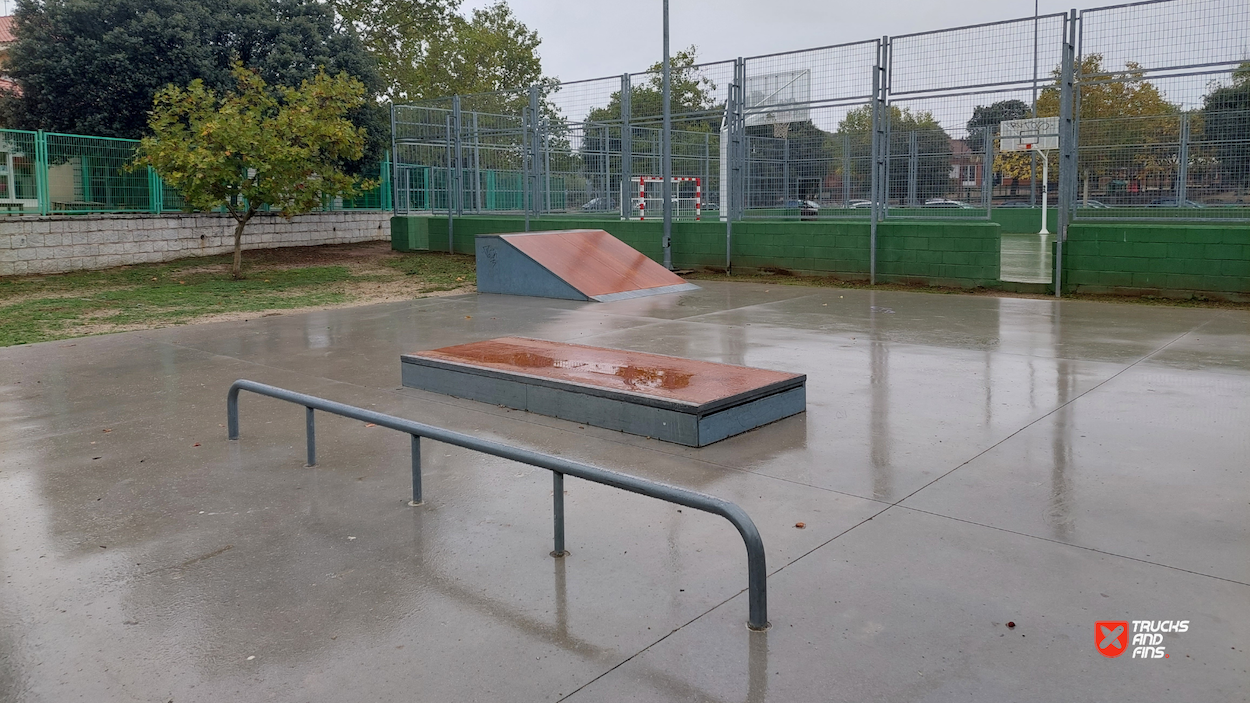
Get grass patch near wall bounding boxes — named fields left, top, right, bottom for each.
left=0, top=243, right=476, bottom=346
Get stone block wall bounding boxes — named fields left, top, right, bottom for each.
left=0, top=211, right=390, bottom=276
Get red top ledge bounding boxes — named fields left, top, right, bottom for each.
left=407, top=337, right=804, bottom=407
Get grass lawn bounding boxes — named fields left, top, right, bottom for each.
left=0, top=243, right=475, bottom=346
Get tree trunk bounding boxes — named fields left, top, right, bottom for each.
left=231, top=212, right=252, bottom=279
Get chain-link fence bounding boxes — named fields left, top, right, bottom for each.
left=0, top=128, right=391, bottom=216
left=1071, top=0, right=1250, bottom=220
left=393, top=0, right=1250, bottom=227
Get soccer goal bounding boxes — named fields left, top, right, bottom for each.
left=626, top=176, right=702, bottom=221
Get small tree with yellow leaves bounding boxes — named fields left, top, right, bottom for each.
left=137, top=64, right=371, bottom=278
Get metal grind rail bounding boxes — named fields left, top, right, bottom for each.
left=226, top=379, right=769, bottom=630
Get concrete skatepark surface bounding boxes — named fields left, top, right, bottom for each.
left=0, top=281, right=1247, bottom=701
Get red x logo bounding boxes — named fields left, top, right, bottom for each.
left=1096, top=621, right=1129, bottom=658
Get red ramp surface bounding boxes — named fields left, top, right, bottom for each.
left=475, top=229, right=700, bottom=302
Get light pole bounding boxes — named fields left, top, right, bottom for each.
left=661, top=0, right=673, bottom=269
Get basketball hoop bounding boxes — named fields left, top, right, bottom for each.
left=1000, top=117, right=1060, bottom=235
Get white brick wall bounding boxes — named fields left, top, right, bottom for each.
left=0, top=211, right=390, bottom=276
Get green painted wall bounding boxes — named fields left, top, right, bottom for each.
left=392, top=214, right=1250, bottom=298
left=992, top=208, right=1043, bottom=233
left=392, top=215, right=1001, bottom=288
left=1062, top=222, right=1250, bottom=299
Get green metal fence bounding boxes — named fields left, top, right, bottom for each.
left=0, top=128, right=390, bottom=216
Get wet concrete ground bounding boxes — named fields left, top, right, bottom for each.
left=1, top=281, right=1246, bottom=702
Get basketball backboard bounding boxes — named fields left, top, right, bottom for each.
left=1000, top=117, right=1059, bottom=151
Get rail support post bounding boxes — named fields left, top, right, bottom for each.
left=409, top=434, right=423, bottom=506
left=551, top=471, right=567, bottom=557
left=305, top=407, right=316, bottom=466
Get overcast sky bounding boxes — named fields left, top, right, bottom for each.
left=462, top=0, right=1079, bottom=82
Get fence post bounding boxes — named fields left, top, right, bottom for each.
left=1056, top=9, right=1078, bottom=299
left=621, top=73, right=632, bottom=219
left=445, top=113, right=454, bottom=252
left=661, top=1, right=673, bottom=270
left=452, top=95, right=464, bottom=217
left=842, top=133, right=851, bottom=207
left=148, top=166, right=162, bottom=213
left=783, top=138, right=790, bottom=203
left=1176, top=113, right=1189, bottom=204
left=907, top=130, right=918, bottom=207
left=529, top=85, right=541, bottom=219
left=870, top=38, right=888, bottom=285
left=381, top=151, right=392, bottom=211
left=723, top=64, right=736, bottom=270
left=389, top=103, right=401, bottom=213
left=982, top=127, right=994, bottom=217
left=733, top=57, right=745, bottom=223
left=472, top=111, right=482, bottom=213
left=522, top=106, right=530, bottom=229
left=35, top=130, right=49, bottom=216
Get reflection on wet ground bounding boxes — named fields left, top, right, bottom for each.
left=0, top=282, right=1246, bottom=702
left=414, top=336, right=800, bottom=402
left=1001, top=232, right=1054, bottom=283
left=447, top=344, right=693, bottom=391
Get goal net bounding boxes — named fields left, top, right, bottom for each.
left=627, top=176, right=702, bottom=221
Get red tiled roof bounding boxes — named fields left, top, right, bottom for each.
left=0, top=16, right=15, bottom=44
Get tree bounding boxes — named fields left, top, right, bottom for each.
left=744, top=119, right=835, bottom=202
left=1200, top=61, right=1250, bottom=190
left=332, top=0, right=543, bottom=104
left=578, top=47, right=722, bottom=205
left=967, top=99, right=1031, bottom=151
left=1002, top=54, right=1179, bottom=201
left=136, top=65, right=370, bottom=278
left=836, top=105, right=952, bottom=203
left=585, top=47, right=720, bottom=128
left=966, top=100, right=1032, bottom=196
left=2, top=0, right=386, bottom=172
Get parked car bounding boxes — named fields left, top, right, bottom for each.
left=996, top=200, right=1033, bottom=208
left=1076, top=199, right=1110, bottom=208
left=923, top=198, right=974, bottom=208
left=782, top=199, right=821, bottom=219
left=1147, top=198, right=1204, bottom=208
left=581, top=197, right=616, bottom=211
left=848, top=199, right=873, bottom=208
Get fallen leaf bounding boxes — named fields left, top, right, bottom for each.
left=795, top=522, right=806, bottom=529
left=364, top=423, right=376, bottom=428
left=179, top=281, right=185, bottom=285
left=193, top=443, right=201, bottom=447
left=102, top=429, right=112, bottom=433
left=1007, top=621, right=1016, bottom=629
left=465, top=315, right=472, bottom=319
